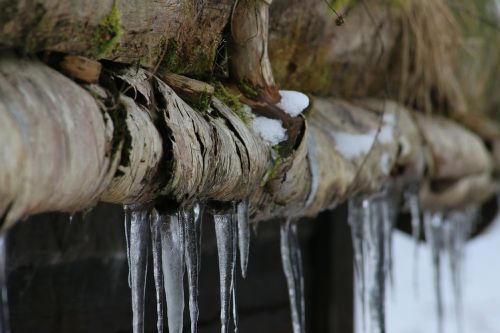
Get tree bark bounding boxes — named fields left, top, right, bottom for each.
left=0, top=55, right=495, bottom=229
left=0, top=0, right=232, bottom=75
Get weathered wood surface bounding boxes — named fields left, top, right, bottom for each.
left=0, top=56, right=495, bottom=229
left=0, top=0, right=232, bottom=75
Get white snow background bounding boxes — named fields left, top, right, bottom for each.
left=355, top=215, right=500, bottom=333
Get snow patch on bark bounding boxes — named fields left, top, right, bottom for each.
left=277, top=90, right=309, bottom=117
left=251, top=116, right=288, bottom=145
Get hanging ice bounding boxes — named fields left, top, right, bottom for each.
left=150, top=209, right=164, bottom=333
left=424, top=207, right=476, bottom=333
left=0, top=232, right=10, bottom=333
left=214, top=211, right=237, bottom=333
left=348, top=197, right=367, bottom=330
left=193, top=203, right=204, bottom=278
left=232, top=204, right=239, bottom=332
left=348, top=189, right=398, bottom=333
left=423, top=211, right=445, bottom=333
left=443, top=207, right=475, bottom=325
left=280, top=220, right=305, bottom=333
left=124, top=205, right=132, bottom=288
left=404, top=187, right=422, bottom=293
left=183, top=206, right=203, bottom=333
left=237, top=200, right=250, bottom=278
left=160, top=212, right=185, bottom=333
left=127, top=206, right=150, bottom=333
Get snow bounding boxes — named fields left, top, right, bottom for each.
left=333, top=113, right=396, bottom=159
left=251, top=116, right=288, bottom=145
left=333, top=132, right=375, bottom=159
left=277, top=90, right=309, bottom=117
left=360, top=214, right=500, bottom=333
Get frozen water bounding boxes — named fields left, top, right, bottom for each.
left=276, top=90, right=310, bottom=117
left=214, top=212, right=237, bottom=333
left=348, top=197, right=367, bottom=329
left=423, top=208, right=476, bottom=333
left=387, top=207, right=498, bottom=333
left=232, top=205, right=239, bottom=332
left=444, top=208, right=475, bottom=324
left=348, top=189, right=398, bottom=333
left=251, top=116, right=287, bottom=145
left=183, top=207, right=202, bottom=333
left=193, top=203, right=204, bottom=278
left=124, top=205, right=132, bottom=288
left=404, top=187, right=422, bottom=293
left=280, top=220, right=305, bottom=333
left=128, top=206, right=150, bottom=333
left=424, top=211, right=445, bottom=333
left=160, top=212, right=185, bottom=333
left=150, top=209, right=164, bottom=333
left=0, top=232, right=10, bottom=333
left=236, top=200, right=250, bottom=278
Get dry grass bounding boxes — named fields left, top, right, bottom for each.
left=398, top=0, right=466, bottom=115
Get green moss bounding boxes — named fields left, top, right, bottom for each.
left=214, top=82, right=254, bottom=126
left=161, top=39, right=183, bottom=72
left=107, top=100, right=132, bottom=170
left=239, top=81, right=258, bottom=99
left=189, top=44, right=214, bottom=78
left=329, top=0, right=356, bottom=11
left=214, top=82, right=242, bottom=109
left=193, top=89, right=211, bottom=113
left=93, top=1, right=123, bottom=59
left=159, top=39, right=214, bottom=78
left=260, top=145, right=283, bottom=187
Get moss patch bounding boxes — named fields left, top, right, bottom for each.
left=261, top=145, right=283, bottom=187
left=93, top=2, right=124, bottom=59
left=239, top=81, right=258, bottom=99
left=214, top=82, right=254, bottom=126
left=193, top=89, right=211, bottom=113
left=107, top=100, right=132, bottom=171
left=159, top=38, right=215, bottom=78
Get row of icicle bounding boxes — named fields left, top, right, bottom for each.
left=348, top=186, right=477, bottom=333
left=119, top=185, right=477, bottom=333
left=123, top=199, right=307, bottom=333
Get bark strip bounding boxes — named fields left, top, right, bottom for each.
left=0, top=56, right=496, bottom=229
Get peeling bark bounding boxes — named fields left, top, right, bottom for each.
left=0, top=0, right=232, bottom=75
left=0, top=56, right=495, bottom=229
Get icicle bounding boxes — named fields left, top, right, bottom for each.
left=348, top=189, right=398, bottom=333
left=424, top=211, right=444, bottom=333
left=128, top=206, right=150, bottom=333
left=236, top=200, right=250, bottom=278
left=368, top=198, right=387, bottom=333
left=443, top=207, right=476, bottom=332
left=150, top=209, right=164, bottom=333
left=214, top=211, right=237, bottom=333
left=124, top=205, right=132, bottom=288
left=193, top=203, right=204, bottom=281
left=160, top=212, right=185, bottom=333
left=280, top=220, right=305, bottom=333
left=232, top=206, right=239, bottom=333
left=0, top=232, right=10, bottom=333
left=348, top=197, right=367, bottom=330
left=404, top=187, right=421, bottom=294
left=184, top=206, right=202, bottom=333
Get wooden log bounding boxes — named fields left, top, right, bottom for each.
left=0, top=56, right=495, bottom=229
left=162, top=73, right=214, bottom=104
left=229, top=0, right=278, bottom=102
left=0, top=0, right=232, bottom=75
left=59, top=55, right=102, bottom=83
